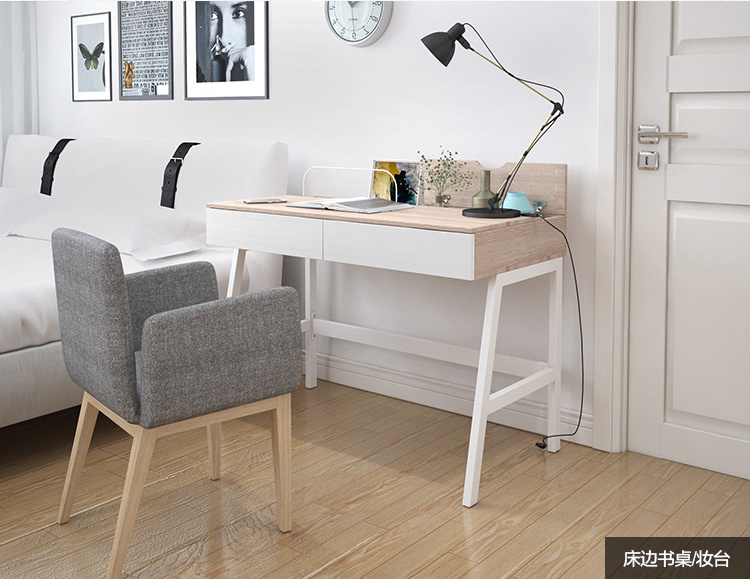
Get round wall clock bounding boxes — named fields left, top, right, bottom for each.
left=325, top=1, right=394, bottom=47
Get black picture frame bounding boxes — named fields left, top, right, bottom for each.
left=71, top=12, right=112, bottom=102
left=184, top=1, right=269, bottom=100
left=118, top=1, right=174, bottom=100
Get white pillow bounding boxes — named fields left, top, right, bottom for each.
left=0, top=188, right=69, bottom=236
left=8, top=204, right=206, bottom=261
left=9, top=204, right=136, bottom=249
left=130, top=207, right=206, bottom=261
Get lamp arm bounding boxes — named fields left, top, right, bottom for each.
left=487, top=110, right=560, bottom=211
left=460, top=22, right=565, bottom=112
left=470, top=48, right=559, bottom=108
left=464, top=47, right=564, bottom=211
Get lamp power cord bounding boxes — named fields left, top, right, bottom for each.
left=467, top=23, right=581, bottom=447
left=528, top=212, right=585, bottom=450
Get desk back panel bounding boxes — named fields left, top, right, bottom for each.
left=421, top=161, right=566, bottom=214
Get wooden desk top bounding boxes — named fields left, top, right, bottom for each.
left=207, top=196, right=564, bottom=235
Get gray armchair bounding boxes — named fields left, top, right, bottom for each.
left=51, top=228, right=301, bottom=579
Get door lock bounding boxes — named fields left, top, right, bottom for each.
left=638, top=151, right=659, bottom=171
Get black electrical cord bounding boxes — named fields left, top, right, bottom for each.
left=533, top=214, right=585, bottom=449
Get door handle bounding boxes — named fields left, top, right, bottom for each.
left=638, top=125, right=689, bottom=144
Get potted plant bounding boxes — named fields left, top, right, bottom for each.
left=418, top=148, right=473, bottom=207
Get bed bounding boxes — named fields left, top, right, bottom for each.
left=0, top=135, right=287, bottom=427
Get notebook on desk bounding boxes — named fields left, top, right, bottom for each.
left=287, top=196, right=415, bottom=214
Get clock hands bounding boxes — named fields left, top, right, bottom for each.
left=348, top=2, right=356, bottom=39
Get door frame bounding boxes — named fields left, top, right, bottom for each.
left=593, top=1, right=635, bottom=453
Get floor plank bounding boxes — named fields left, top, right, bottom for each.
left=1, top=380, right=747, bottom=579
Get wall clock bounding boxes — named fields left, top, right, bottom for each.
left=325, top=1, right=393, bottom=47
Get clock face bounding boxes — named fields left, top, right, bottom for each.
left=325, top=1, right=393, bottom=47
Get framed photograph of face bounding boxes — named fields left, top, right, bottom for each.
left=371, top=159, right=422, bottom=205
left=118, top=1, right=173, bottom=100
left=71, top=12, right=112, bottom=102
left=184, top=1, right=269, bottom=100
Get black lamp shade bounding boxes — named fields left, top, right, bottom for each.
left=421, top=23, right=466, bottom=67
left=421, top=32, right=455, bottom=66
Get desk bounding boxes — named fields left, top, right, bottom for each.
left=206, top=196, right=566, bottom=507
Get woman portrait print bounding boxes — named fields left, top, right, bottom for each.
left=195, top=1, right=255, bottom=83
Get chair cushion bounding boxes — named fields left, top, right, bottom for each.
left=138, top=287, right=301, bottom=428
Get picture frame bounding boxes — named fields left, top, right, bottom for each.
left=118, top=1, right=173, bottom=100
left=71, top=12, right=112, bottom=102
left=184, top=1, right=269, bottom=100
left=371, top=159, right=422, bottom=205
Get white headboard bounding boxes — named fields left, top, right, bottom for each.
left=2, top=135, right=289, bottom=220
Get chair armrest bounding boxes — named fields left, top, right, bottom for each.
left=126, top=262, right=218, bottom=351
left=138, top=286, right=301, bottom=428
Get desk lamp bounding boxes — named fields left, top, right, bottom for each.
left=421, top=23, right=564, bottom=218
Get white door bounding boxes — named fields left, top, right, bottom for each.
left=629, top=1, right=750, bottom=477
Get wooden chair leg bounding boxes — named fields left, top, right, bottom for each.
left=58, top=393, right=99, bottom=524
left=107, top=427, right=158, bottom=579
left=270, top=393, right=292, bottom=532
left=207, top=423, right=222, bottom=480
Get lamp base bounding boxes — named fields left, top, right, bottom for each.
left=462, top=207, right=521, bottom=219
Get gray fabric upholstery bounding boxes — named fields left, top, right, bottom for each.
left=51, top=228, right=301, bottom=429
left=51, top=228, right=140, bottom=423
left=126, top=263, right=218, bottom=352
left=140, top=287, right=301, bottom=428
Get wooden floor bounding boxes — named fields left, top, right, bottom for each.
left=1, top=381, right=748, bottom=578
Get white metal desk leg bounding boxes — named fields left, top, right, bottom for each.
left=463, top=274, right=504, bottom=507
left=547, top=258, right=563, bottom=453
left=227, top=249, right=246, bottom=298
left=304, top=258, right=318, bottom=389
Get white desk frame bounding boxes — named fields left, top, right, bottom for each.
left=207, top=198, right=564, bottom=507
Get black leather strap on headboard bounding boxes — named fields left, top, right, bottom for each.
left=40, top=138, right=75, bottom=196
left=160, top=142, right=200, bottom=208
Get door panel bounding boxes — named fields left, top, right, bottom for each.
left=629, top=1, right=750, bottom=478
left=668, top=204, right=750, bottom=431
left=673, top=1, right=750, bottom=49
left=666, top=165, right=750, bottom=204
left=669, top=55, right=750, bottom=92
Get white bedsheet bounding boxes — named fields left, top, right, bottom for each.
left=0, top=236, right=240, bottom=354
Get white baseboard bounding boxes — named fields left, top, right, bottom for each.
left=306, top=353, right=593, bottom=447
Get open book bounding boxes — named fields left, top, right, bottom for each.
left=287, top=197, right=415, bottom=214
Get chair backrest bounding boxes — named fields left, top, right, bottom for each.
left=51, top=228, right=140, bottom=423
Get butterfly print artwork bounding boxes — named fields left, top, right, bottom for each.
left=79, top=42, right=104, bottom=70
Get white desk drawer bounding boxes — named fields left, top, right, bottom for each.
left=207, top=208, right=323, bottom=259
left=324, top=220, right=475, bottom=280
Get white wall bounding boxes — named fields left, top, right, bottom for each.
left=34, top=1, right=600, bottom=443
left=0, top=2, right=38, bottom=183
